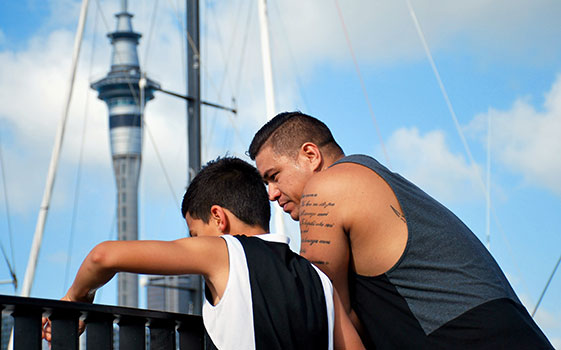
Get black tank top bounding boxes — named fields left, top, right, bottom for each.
left=236, top=235, right=329, bottom=350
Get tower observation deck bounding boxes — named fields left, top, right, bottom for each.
left=91, top=1, right=159, bottom=308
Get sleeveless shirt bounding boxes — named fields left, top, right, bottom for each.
left=202, top=234, right=334, bottom=350
left=333, top=154, right=552, bottom=349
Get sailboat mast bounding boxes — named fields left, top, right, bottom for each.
left=186, top=0, right=203, bottom=315
left=257, top=0, right=286, bottom=237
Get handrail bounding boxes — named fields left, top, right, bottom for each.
left=0, top=294, right=203, bottom=349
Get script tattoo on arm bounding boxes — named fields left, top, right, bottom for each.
left=300, top=193, right=337, bottom=266
left=390, top=204, right=407, bottom=223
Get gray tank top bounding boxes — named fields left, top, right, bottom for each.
left=333, top=155, right=521, bottom=337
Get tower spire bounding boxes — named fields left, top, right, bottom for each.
left=91, top=4, right=159, bottom=308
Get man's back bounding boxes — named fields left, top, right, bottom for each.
left=334, top=155, right=552, bottom=348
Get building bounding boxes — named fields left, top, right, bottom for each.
left=146, top=276, right=201, bottom=315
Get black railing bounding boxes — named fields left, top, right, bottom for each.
left=0, top=294, right=203, bottom=349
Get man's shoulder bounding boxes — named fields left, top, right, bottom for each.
left=307, top=156, right=386, bottom=193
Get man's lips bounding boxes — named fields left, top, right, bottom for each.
left=279, top=201, right=290, bottom=212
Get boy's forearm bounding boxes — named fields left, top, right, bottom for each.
left=65, top=242, right=116, bottom=303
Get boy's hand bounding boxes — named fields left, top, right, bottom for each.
left=41, top=295, right=87, bottom=343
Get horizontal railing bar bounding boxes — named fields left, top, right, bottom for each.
left=1, top=294, right=204, bottom=349
left=0, top=294, right=201, bottom=326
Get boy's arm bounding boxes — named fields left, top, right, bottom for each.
left=43, top=236, right=228, bottom=342
left=333, top=288, right=365, bottom=350
left=64, top=236, right=228, bottom=302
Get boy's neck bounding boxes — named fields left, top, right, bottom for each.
left=228, top=224, right=268, bottom=237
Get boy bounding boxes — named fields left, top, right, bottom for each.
left=43, top=157, right=363, bottom=349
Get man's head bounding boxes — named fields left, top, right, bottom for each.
left=248, top=111, right=343, bottom=160
left=248, top=112, right=343, bottom=220
left=181, top=157, right=270, bottom=236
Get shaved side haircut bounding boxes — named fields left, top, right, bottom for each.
left=248, top=111, right=343, bottom=160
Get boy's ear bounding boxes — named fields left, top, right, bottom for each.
left=210, top=205, right=229, bottom=234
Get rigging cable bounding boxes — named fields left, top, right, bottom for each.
left=63, top=4, right=99, bottom=293
left=270, top=0, right=312, bottom=113
left=142, top=0, right=161, bottom=70
left=333, top=0, right=391, bottom=168
left=0, top=127, right=17, bottom=290
left=20, top=0, right=90, bottom=298
left=167, top=0, right=243, bottom=145
left=204, top=0, right=245, bottom=151
left=405, top=0, right=533, bottom=301
left=204, top=1, right=247, bottom=153
left=532, top=253, right=561, bottom=317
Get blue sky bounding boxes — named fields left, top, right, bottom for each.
left=1, top=0, right=560, bottom=345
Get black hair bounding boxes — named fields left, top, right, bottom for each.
left=181, top=157, right=270, bottom=231
left=248, top=111, right=343, bottom=160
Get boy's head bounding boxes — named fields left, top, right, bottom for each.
left=181, top=157, right=270, bottom=234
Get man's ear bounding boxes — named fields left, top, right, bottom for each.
left=210, top=205, right=230, bottom=234
left=299, top=142, right=323, bottom=172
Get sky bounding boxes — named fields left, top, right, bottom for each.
left=0, top=0, right=560, bottom=345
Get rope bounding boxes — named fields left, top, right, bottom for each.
left=333, top=0, right=391, bottom=168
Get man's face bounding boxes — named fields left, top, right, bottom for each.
left=185, top=213, right=222, bottom=237
left=255, top=145, right=313, bottom=221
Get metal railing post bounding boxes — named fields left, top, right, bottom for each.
left=50, top=309, right=81, bottom=350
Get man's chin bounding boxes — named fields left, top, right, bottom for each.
left=289, top=211, right=300, bottom=221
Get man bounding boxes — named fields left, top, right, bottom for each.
left=43, top=157, right=363, bottom=350
left=249, top=111, right=553, bottom=349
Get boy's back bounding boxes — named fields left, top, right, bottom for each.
left=204, top=234, right=333, bottom=350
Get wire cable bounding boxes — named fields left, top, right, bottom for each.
left=0, top=126, right=16, bottom=290
left=270, top=0, right=312, bottom=112
left=532, top=253, right=561, bottom=317
left=405, top=0, right=534, bottom=301
left=63, top=5, right=99, bottom=293
left=333, top=0, right=391, bottom=168
left=142, top=0, right=161, bottom=70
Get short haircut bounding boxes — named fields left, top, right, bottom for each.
left=248, top=111, right=343, bottom=160
left=181, top=157, right=270, bottom=231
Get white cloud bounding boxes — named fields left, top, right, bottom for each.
left=263, top=0, right=561, bottom=69
left=386, top=127, right=483, bottom=203
left=467, top=74, right=561, bottom=196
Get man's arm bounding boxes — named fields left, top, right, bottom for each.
left=333, top=288, right=365, bottom=349
left=299, top=170, right=352, bottom=311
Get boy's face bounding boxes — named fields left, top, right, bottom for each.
left=185, top=213, right=222, bottom=237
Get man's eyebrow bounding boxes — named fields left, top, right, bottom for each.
left=261, top=168, right=274, bottom=180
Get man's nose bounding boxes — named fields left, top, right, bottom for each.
left=268, top=183, right=281, bottom=201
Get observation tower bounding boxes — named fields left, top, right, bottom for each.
left=91, top=0, right=159, bottom=307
